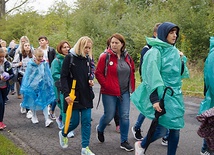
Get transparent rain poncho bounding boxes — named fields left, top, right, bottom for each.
left=131, top=37, right=189, bottom=129
left=198, top=36, right=214, bottom=114
left=20, top=59, right=55, bottom=111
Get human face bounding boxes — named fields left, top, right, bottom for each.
left=110, top=37, right=123, bottom=54
left=24, top=43, right=31, bottom=53
left=21, top=38, right=27, bottom=45
left=84, top=42, right=92, bottom=55
left=35, top=51, right=44, bottom=62
left=61, top=43, right=70, bottom=56
left=39, top=38, right=48, bottom=47
left=167, top=28, right=178, bottom=45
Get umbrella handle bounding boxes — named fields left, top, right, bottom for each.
left=162, top=87, right=174, bottom=99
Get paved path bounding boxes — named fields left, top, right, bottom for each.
left=1, top=83, right=203, bottom=155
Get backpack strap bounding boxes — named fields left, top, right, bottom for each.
left=69, top=53, right=74, bottom=79
left=19, top=53, right=22, bottom=62
left=96, top=52, right=110, bottom=109
left=104, top=52, right=110, bottom=77
left=55, top=57, right=61, bottom=104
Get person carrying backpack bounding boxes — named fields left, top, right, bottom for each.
left=95, top=33, right=135, bottom=152
left=58, top=36, right=95, bottom=155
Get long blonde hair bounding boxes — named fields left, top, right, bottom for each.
left=73, top=36, right=93, bottom=59
left=16, top=36, right=30, bottom=53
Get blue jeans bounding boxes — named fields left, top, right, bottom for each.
left=98, top=91, right=130, bottom=143
left=0, top=88, right=8, bottom=122
left=141, top=124, right=179, bottom=155
left=51, top=100, right=57, bottom=112
left=62, top=108, right=91, bottom=148
left=201, top=139, right=208, bottom=152
left=134, top=113, right=146, bottom=129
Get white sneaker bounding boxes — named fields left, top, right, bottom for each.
left=56, top=117, right=64, bottom=130
left=31, top=116, right=39, bottom=124
left=135, top=141, right=145, bottom=155
left=59, top=131, right=68, bottom=148
left=81, top=146, right=95, bottom=155
left=67, top=130, right=74, bottom=138
left=161, top=138, right=168, bottom=146
left=26, top=110, right=33, bottom=119
left=45, top=118, right=53, bottom=127
left=20, top=103, right=26, bottom=114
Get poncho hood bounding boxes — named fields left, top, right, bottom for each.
left=157, top=22, right=179, bottom=44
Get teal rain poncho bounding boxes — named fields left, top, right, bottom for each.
left=198, top=36, right=214, bottom=114
left=131, top=37, right=189, bottom=129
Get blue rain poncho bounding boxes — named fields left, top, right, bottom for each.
left=198, top=36, right=214, bottom=114
left=131, top=37, right=189, bottom=129
left=20, top=59, right=55, bottom=111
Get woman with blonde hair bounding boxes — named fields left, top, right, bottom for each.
left=13, top=36, right=30, bottom=99
left=58, top=36, right=95, bottom=155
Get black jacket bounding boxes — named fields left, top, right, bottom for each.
left=47, top=47, right=56, bottom=68
left=60, top=53, right=94, bottom=112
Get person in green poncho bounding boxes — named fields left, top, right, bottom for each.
left=197, top=36, right=214, bottom=155
left=132, top=22, right=189, bottom=155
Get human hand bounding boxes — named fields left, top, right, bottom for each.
left=153, top=102, right=162, bottom=113
left=179, top=51, right=184, bottom=57
left=65, top=96, right=73, bottom=105
left=19, top=62, right=23, bottom=67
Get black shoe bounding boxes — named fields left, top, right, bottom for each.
left=120, top=141, right=134, bottom=152
left=132, top=126, right=143, bottom=141
left=96, top=125, right=104, bottom=142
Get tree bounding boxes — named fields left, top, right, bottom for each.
left=0, top=0, right=29, bottom=18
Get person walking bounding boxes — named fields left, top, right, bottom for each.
left=51, top=40, right=74, bottom=138
left=197, top=36, right=214, bottom=155
left=131, top=22, right=189, bottom=155
left=20, top=48, right=54, bottom=127
left=95, top=33, right=135, bottom=152
left=38, top=36, right=56, bottom=119
left=58, top=36, right=95, bottom=155
left=132, top=23, right=161, bottom=141
left=13, top=42, right=34, bottom=119
left=0, top=48, right=14, bottom=129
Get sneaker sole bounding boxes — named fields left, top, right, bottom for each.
left=120, top=146, right=134, bottom=152
left=59, top=131, right=68, bottom=149
left=161, top=142, right=168, bottom=146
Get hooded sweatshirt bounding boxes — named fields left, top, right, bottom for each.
left=131, top=22, right=189, bottom=129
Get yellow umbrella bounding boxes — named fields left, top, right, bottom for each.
left=64, top=79, right=76, bottom=134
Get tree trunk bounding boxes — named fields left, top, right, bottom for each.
left=0, top=0, right=5, bottom=18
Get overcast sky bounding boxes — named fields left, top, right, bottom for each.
left=6, top=0, right=76, bottom=14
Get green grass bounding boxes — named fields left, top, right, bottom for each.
left=0, top=133, right=26, bottom=155
left=182, top=68, right=204, bottom=98
left=135, top=67, right=204, bottom=98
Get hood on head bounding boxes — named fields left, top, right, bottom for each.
left=157, top=22, right=180, bottom=43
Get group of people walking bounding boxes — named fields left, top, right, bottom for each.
left=0, top=21, right=213, bottom=155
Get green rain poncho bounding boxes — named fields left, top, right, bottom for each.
left=198, top=36, right=214, bottom=114
left=131, top=37, right=189, bottom=129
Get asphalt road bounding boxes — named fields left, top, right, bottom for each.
left=1, top=83, right=203, bottom=155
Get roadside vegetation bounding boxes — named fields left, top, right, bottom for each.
left=0, top=133, right=26, bottom=155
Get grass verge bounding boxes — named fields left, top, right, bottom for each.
left=0, top=133, right=26, bottom=155
left=135, top=66, right=204, bottom=99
